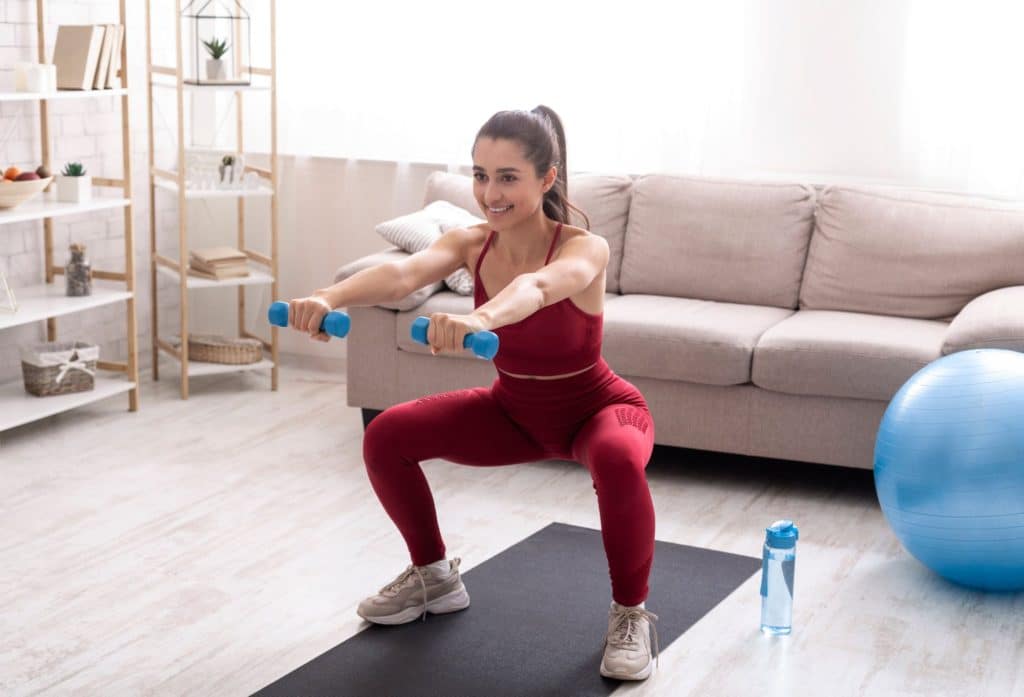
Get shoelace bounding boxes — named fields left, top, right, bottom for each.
left=378, top=557, right=461, bottom=622
left=603, top=606, right=660, bottom=670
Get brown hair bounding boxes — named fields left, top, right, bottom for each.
left=472, top=105, right=590, bottom=229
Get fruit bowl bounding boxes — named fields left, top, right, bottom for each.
left=0, top=176, right=53, bottom=209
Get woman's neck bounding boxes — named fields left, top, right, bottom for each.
left=492, top=211, right=557, bottom=267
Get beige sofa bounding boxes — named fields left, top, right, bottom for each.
left=336, top=171, right=1024, bottom=470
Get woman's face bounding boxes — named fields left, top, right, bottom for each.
left=472, top=137, right=555, bottom=228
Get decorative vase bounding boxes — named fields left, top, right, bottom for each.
left=206, top=58, right=225, bottom=81
left=65, top=243, right=92, bottom=297
left=57, top=175, right=91, bottom=203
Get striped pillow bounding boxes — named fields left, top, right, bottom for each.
left=375, top=201, right=483, bottom=295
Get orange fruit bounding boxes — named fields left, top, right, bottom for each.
left=4, top=166, right=20, bottom=180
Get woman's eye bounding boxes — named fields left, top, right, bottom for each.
left=502, top=175, right=516, bottom=182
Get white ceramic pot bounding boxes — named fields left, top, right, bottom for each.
left=206, top=58, right=225, bottom=81
left=57, top=175, right=91, bottom=204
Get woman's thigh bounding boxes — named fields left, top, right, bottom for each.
left=364, top=386, right=547, bottom=467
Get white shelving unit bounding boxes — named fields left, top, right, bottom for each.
left=0, top=88, right=129, bottom=102
left=0, top=0, right=139, bottom=436
left=0, top=194, right=129, bottom=226
left=152, top=178, right=274, bottom=199
left=146, top=0, right=279, bottom=399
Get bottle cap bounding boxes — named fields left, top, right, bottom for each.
left=765, top=520, right=799, bottom=548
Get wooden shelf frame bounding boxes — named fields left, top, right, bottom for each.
left=145, top=0, right=279, bottom=399
left=0, top=0, right=140, bottom=435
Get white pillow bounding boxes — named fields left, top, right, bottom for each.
left=375, top=200, right=484, bottom=295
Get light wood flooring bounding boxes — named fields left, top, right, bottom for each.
left=1, top=362, right=1022, bottom=697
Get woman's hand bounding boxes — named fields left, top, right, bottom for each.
left=426, top=312, right=489, bottom=355
left=289, top=294, right=334, bottom=342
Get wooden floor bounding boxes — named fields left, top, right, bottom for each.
left=1, top=363, right=1022, bottom=697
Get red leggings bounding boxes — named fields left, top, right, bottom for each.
left=362, top=358, right=656, bottom=606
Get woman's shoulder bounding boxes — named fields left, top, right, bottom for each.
left=441, top=223, right=490, bottom=246
left=554, top=223, right=609, bottom=262
left=560, top=223, right=608, bottom=250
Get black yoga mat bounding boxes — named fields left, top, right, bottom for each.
left=254, top=522, right=760, bottom=697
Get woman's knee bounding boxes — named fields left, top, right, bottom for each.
left=586, top=436, right=648, bottom=484
left=362, top=406, right=406, bottom=465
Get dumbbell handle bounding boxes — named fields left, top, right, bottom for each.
left=410, top=316, right=499, bottom=360
left=268, top=301, right=351, bottom=338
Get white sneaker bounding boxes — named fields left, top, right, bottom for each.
left=600, top=601, right=660, bottom=680
left=356, top=557, right=470, bottom=625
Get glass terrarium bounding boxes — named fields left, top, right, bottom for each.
left=181, top=0, right=251, bottom=85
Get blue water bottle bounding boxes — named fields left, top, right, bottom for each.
left=760, top=519, right=799, bottom=635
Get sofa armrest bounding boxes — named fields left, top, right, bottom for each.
left=333, top=247, right=444, bottom=312
left=942, top=285, right=1024, bottom=354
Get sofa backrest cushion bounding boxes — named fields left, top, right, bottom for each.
left=799, top=186, right=1024, bottom=319
left=423, top=171, right=633, bottom=293
left=619, top=175, right=816, bottom=309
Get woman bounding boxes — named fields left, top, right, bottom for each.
left=287, top=106, right=659, bottom=681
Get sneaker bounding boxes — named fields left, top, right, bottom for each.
left=600, top=601, right=660, bottom=680
left=356, top=557, right=470, bottom=625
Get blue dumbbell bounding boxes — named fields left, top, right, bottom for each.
left=268, top=300, right=351, bottom=338
left=410, top=316, right=499, bottom=360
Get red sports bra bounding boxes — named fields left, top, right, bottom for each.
left=473, top=222, right=603, bottom=376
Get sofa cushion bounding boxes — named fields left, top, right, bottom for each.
left=602, top=294, right=793, bottom=386
left=942, top=285, right=1024, bottom=354
left=800, top=186, right=1024, bottom=319
left=619, top=174, right=816, bottom=309
left=422, top=171, right=633, bottom=293
left=752, top=310, right=948, bottom=401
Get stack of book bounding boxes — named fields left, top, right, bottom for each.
left=188, top=247, right=250, bottom=281
left=52, top=24, right=125, bottom=91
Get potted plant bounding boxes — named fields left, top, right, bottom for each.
left=202, top=37, right=229, bottom=81
left=57, top=161, right=90, bottom=203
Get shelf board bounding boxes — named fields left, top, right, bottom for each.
left=153, top=178, right=273, bottom=199
left=152, top=82, right=269, bottom=93
left=0, top=88, right=129, bottom=102
left=0, top=375, right=135, bottom=432
left=0, top=194, right=131, bottom=226
left=161, top=353, right=275, bottom=377
left=0, top=284, right=132, bottom=331
left=156, top=264, right=274, bottom=289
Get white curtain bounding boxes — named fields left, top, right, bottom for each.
left=274, top=0, right=1024, bottom=198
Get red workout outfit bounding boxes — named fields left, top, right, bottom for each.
left=362, top=223, right=656, bottom=605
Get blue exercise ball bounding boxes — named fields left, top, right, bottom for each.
left=874, top=348, right=1024, bottom=592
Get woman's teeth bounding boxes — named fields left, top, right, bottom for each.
left=489, top=205, right=512, bottom=214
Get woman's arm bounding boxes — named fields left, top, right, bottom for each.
left=290, top=227, right=472, bottom=339
left=471, top=234, right=609, bottom=331
left=315, top=227, right=472, bottom=309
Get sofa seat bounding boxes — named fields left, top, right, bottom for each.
left=752, top=310, right=949, bottom=401
left=602, top=294, right=793, bottom=385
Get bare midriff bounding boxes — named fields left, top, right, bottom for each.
left=497, top=361, right=598, bottom=381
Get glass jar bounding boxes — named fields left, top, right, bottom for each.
left=66, top=243, right=92, bottom=297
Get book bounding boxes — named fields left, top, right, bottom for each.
left=53, top=25, right=105, bottom=90
left=187, top=265, right=250, bottom=281
left=104, top=25, right=124, bottom=88
left=92, top=25, right=114, bottom=90
left=190, top=246, right=247, bottom=265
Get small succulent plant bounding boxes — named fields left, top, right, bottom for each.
left=221, top=155, right=235, bottom=166
left=61, top=161, right=87, bottom=177
left=202, top=37, right=230, bottom=60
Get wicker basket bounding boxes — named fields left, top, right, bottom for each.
left=171, top=334, right=263, bottom=364
left=21, top=340, right=98, bottom=397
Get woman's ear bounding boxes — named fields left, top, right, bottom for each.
left=543, top=166, right=557, bottom=193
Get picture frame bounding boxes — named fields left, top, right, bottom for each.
left=0, top=271, right=17, bottom=313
